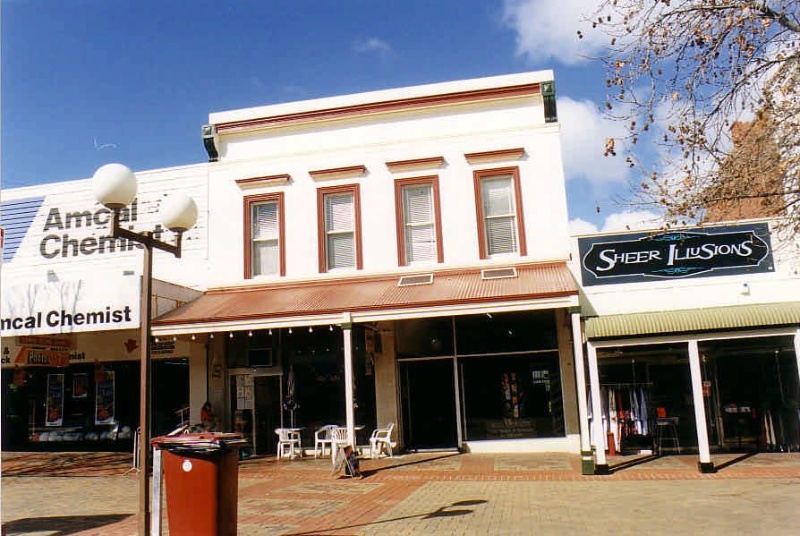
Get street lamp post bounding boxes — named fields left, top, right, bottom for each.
left=93, top=163, right=197, bottom=536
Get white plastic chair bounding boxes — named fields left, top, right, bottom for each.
left=314, top=424, right=337, bottom=458
left=275, top=428, right=302, bottom=459
left=328, top=426, right=350, bottom=468
left=369, top=422, right=396, bottom=458
left=332, top=426, right=349, bottom=449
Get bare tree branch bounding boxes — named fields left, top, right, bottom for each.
left=584, top=0, right=799, bottom=233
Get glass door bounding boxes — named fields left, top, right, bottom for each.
left=399, top=358, right=458, bottom=450
left=254, top=375, right=282, bottom=456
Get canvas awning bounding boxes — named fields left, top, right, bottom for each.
left=152, top=261, right=579, bottom=336
left=584, top=302, right=800, bottom=340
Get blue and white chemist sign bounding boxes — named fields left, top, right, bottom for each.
left=578, top=223, right=773, bottom=286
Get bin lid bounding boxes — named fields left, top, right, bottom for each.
left=151, top=432, right=249, bottom=452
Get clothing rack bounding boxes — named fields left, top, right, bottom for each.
left=592, top=383, right=654, bottom=454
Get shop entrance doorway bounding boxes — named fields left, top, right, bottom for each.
left=701, top=336, right=800, bottom=452
left=254, top=375, right=281, bottom=456
left=230, top=373, right=282, bottom=456
left=400, top=358, right=458, bottom=450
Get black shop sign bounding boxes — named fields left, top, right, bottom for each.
left=578, top=223, right=773, bottom=286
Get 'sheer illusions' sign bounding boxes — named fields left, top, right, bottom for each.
left=578, top=223, right=773, bottom=286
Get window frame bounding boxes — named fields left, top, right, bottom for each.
left=317, top=184, right=363, bottom=273
left=394, top=176, right=444, bottom=266
left=243, top=192, right=286, bottom=278
left=472, top=167, right=527, bottom=259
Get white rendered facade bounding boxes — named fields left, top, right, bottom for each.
left=204, top=72, right=570, bottom=285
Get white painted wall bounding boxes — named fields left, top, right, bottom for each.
left=205, top=71, right=570, bottom=287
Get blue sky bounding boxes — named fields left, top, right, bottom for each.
left=1, top=0, right=658, bottom=232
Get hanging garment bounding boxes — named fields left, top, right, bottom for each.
left=764, top=411, right=776, bottom=449
left=638, top=387, right=649, bottom=436
left=608, top=388, right=619, bottom=453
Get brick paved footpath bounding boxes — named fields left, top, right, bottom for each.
left=2, top=451, right=800, bottom=535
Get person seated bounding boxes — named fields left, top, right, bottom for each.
left=200, top=401, right=217, bottom=431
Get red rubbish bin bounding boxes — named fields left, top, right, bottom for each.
left=151, top=432, right=249, bottom=536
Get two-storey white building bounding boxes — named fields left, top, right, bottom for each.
left=152, top=71, right=585, bottom=455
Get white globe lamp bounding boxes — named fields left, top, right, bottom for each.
left=93, top=163, right=138, bottom=209
left=160, top=193, right=198, bottom=232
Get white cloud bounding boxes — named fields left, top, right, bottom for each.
left=570, top=210, right=663, bottom=236
left=502, top=0, right=606, bottom=65
left=558, top=96, right=631, bottom=185
left=352, top=37, right=393, bottom=59
left=600, top=210, right=662, bottom=232
left=569, top=218, right=599, bottom=235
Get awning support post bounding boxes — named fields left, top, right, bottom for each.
left=571, top=312, right=593, bottom=475
left=794, top=329, right=800, bottom=399
left=342, top=316, right=356, bottom=447
left=586, top=341, right=608, bottom=474
left=688, top=340, right=715, bottom=473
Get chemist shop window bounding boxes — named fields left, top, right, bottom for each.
left=244, top=193, right=285, bottom=278
left=317, top=184, right=363, bottom=273
left=394, top=176, right=444, bottom=266
left=473, top=167, right=527, bottom=259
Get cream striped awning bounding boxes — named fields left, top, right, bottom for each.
left=585, top=302, right=800, bottom=340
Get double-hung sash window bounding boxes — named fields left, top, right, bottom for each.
left=318, top=185, right=362, bottom=272
left=474, top=168, right=527, bottom=259
left=244, top=193, right=285, bottom=278
left=395, top=177, right=443, bottom=266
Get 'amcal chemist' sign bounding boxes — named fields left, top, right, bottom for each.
left=0, top=277, right=140, bottom=336
left=578, top=222, right=773, bottom=286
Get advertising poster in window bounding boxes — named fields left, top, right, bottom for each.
left=236, top=374, right=253, bottom=410
left=46, top=373, right=65, bottom=426
left=72, top=373, right=88, bottom=399
left=95, top=371, right=115, bottom=424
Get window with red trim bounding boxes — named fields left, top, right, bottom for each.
left=394, top=176, right=444, bottom=266
left=473, top=167, right=527, bottom=259
left=244, top=193, right=285, bottom=278
left=317, top=184, right=362, bottom=272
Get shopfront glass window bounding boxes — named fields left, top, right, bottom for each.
left=455, top=311, right=557, bottom=355
left=395, top=317, right=454, bottom=358
left=460, top=352, right=563, bottom=440
left=699, top=336, right=799, bottom=452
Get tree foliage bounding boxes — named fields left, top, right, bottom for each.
left=583, top=1, right=799, bottom=235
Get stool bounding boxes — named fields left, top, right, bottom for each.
left=656, top=417, right=680, bottom=455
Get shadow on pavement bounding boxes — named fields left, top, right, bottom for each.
left=714, top=451, right=758, bottom=471
left=1, top=452, right=132, bottom=477
left=608, top=453, right=660, bottom=473
left=3, top=514, right=131, bottom=535
left=284, top=499, right=488, bottom=535
left=360, top=452, right=461, bottom=478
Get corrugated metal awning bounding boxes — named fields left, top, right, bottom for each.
left=585, top=302, right=800, bottom=340
left=152, top=261, right=578, bottom=335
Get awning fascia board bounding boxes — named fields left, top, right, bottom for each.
left=585, top=302, right=800, bottom=342
left=590, top=327, right=799, bottom=350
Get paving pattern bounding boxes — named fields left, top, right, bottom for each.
left=2, top=450, right=800, bottom=535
